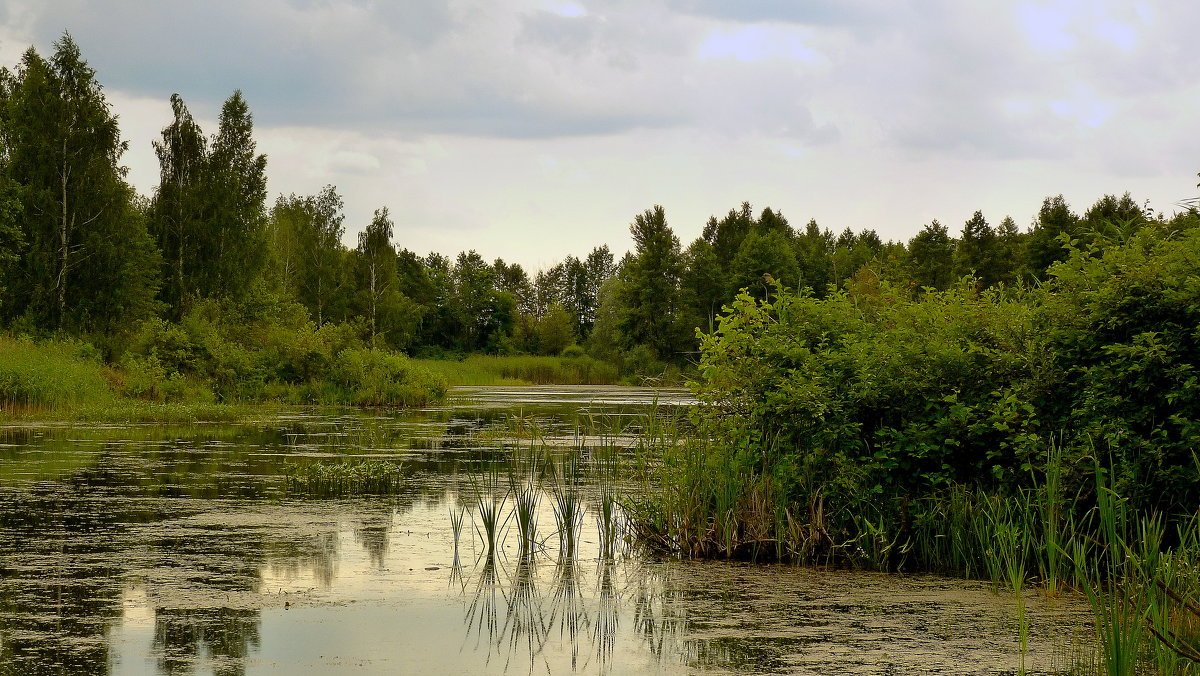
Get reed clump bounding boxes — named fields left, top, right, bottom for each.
left=284, top=459, right=406, bottom=497
left=627, top=419, right=1200, bottom=674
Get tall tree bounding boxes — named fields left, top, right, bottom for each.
left=728, top=229, right=800, bottom=300
left=203, top=90, right=267, bottom=299
left=0, top=178, right=25, bottom=311
left=702, top=201, right=755, bottom=273
left=904, top=220, right=955, bottom=290
left=954, top=210, right=999, bottom=284
left=993, top=216, right=1024, bottom=287
left=617, top=205, right=684, bottom=360
left=352, top=205, right=415, bottom=343
left=271, top=186, right=347, bottom=325
left=679, top=238, right=725, bottom=335
left=0, top=35, right=159, bottom=331
left=451, top=250, right=501, bottom=350
left=1081, top=192, right=1144, bottom=246
left=794, top=219, right=834, bottom=296
left=149, top=93, right=207, bottom=316
left=493, top=258, right=534, bottom=316
left=1025, top=195, right=1078, bottom=279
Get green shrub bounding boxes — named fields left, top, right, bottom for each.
left=686, top=228, right=1200, bottom=543
left=329, top=348, right=446, bottom=406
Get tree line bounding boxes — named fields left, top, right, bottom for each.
left=2, top=34, right=1196, bottom=378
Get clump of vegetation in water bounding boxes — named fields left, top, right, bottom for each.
left=284, top=459, right=406, bottom=497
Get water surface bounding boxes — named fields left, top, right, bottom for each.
left=0, top=386, right=1092, bottom=674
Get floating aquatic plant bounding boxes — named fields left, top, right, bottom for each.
left=284, top=459, right=406, bottom=497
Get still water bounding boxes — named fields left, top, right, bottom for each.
left=0, top=386, right=1092, bottom=675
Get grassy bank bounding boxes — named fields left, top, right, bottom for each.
left=413, top=354, right=620, bottom=386
left=0, top=335, right=446, bottom=422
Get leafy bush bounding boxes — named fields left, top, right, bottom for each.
left=117, top=296, right=445, bottom=407
left=688, top=228, right=1200, bottom=540
left=329, top=348, right=446, bottom=406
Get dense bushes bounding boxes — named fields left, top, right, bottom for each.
left=118, top=296, right=447, bottom=406
left=684, top=226, right=1200, bottom=553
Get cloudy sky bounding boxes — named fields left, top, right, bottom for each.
left=2, top=1, right=1197, bottom=270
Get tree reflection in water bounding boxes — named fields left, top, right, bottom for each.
left=152, top=607, right=260, bottom=676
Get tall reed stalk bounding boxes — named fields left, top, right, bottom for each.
left=550, top=461, right=584, bottom=557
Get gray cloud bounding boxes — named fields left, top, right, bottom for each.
left=7, top=0, right=1197, bottom=244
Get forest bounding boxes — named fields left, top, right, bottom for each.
left=1, top=34, right=1198, bottom=409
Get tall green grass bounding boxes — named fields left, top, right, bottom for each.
left=414, top=355, right=619, bottom=386
left=0, top=336, right=114, bottom=412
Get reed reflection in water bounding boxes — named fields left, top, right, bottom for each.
left=456, top=550, right=686, bottom=675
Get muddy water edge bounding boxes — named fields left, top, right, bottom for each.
left=0, top=385, right=1093, bottom=675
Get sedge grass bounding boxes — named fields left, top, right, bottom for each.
left=549, top=460, right=585, bottom=557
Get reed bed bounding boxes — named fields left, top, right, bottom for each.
left=0, top=336, right=114, bottom=412
left=622, top=410, right=1200, bottom=675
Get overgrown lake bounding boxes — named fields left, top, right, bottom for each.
left=1, top=386, right=1093, bottom=674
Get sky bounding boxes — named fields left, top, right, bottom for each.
left=1, top=0, right=1198, bottom=271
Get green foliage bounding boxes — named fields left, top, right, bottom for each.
left=677, top=227, right=1200, bottom=561
left=414, top=354, right=618, bottom=386
left=328, top=347, right=445, bottom=406
left=616, top=205, right=686, bottom=360
left=1025, top=194, right=1079, bottom=279
left=536, top=303, right=576, bottom=355
left=0, top=335, right=113, bottom=410
left=728, top=229, right=800, bottom=300
left=119, top=293, right=445, bottom=406
left=1, top=35, right=161, bottom=333
left=269, top=186, right=348, bottom=326
left=903, top=219, right=956, bottom=290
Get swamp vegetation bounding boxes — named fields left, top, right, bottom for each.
left=628, top=225, right=1200, bottom=674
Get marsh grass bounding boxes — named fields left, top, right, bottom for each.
left=510, top=472, right=542, bottom=555
left=451, top=505, right=467, bottom=552
left=414, top=355, right=619, bottom=386
left=470, top=463, right=511, bottom=559
left=0, top=336, right=113, bottom=412
left=625, top=414, right=1200, bottom=674
left=284, top=459, right=406, bottom=497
